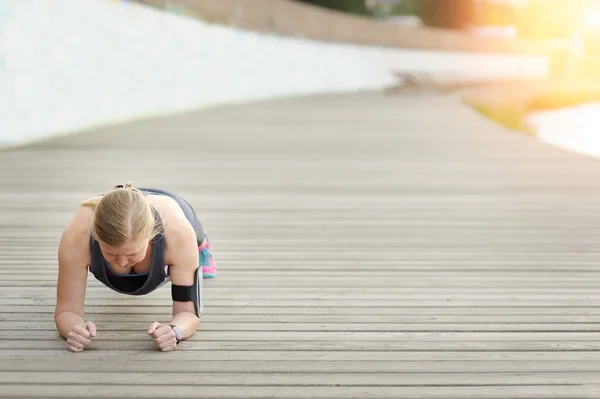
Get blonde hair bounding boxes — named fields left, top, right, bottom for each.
left=81, top=182, right=162, bottom=246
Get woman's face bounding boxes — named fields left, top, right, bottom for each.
left=99, top=238, right=149, bottom=270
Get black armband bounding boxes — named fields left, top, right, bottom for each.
left=171, top=267, right=203, bottom=317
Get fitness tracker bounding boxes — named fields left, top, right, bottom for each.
left=169, top=324, right=182, bottom=344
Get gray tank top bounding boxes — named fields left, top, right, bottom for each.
left=88, top=187, right=204, bottom=296
left=88, top=206, right=168, bottom=295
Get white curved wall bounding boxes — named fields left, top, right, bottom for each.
left=0, top=0, right=548, bottom=147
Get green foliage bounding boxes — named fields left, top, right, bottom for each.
left=468, top=102, right=530, bottom=133
left=294, top=0, right=480, bottom=27
left=294, top=0, right=371, bottom=16
left=294, top=0, right=419, bottom=17
left=392, top=0, right=418, bottom=15
left=293, top=0, right=526, bottom=29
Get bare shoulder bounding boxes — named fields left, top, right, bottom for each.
left=148, top=195, right=197, bottom=267
left=58, top=197, right=97, bottom=267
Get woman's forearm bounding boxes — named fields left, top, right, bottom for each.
left=169, top=311, right=201, bottom=340
left=54, top=311, right=86, bottom=339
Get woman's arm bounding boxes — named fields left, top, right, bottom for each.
left=146, top=197, right=203, bottom=351
left=147, top=218, right=201, bottom=351
left=164, top=219, right=202, bottom=339
left=54, top=208, right=93, bottom=339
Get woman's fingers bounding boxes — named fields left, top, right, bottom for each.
left=66, top=322, right=96, bottom=352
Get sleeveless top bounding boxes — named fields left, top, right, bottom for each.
left=87, top=187, right=205, bottom=296
left=88, top=206, right=169, bottom=296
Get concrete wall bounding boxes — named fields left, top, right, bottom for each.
left=0, top=0, right=548, bottom=148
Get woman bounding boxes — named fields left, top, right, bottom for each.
left=54, top=183, right=216, bottom=353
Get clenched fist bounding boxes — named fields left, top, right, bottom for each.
left=66, top=321, right=96, bottom=352
left=147, top=322, right=179, bottom=352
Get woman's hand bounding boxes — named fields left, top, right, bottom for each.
left=66, top=321, right=96, bottom=352
left=147, top=322, right=179, bottom=352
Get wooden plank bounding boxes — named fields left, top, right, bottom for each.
left=7, top=330, right=600, bottom=341
left=5, top=298, right=600, bottom=307
left=7, top=312, right=600, bottom=323
left=10, top=279, right=600, bottom=289
left=9, top=286, right=600, bottom=295
left=4, top=321, right=600, bottom=332
left=8, top=305, right=600, bottom=315
left=8, top=273, right=600, bottom=283
left=5, top=359, right=600, bottom=373
left=8, top=263, right=600, bottom=271
left=8, top=271, right=600, bottom=279
left=2, top=371, right=600, bottom=386
left=3, top=349, right=600, bottom=362
left=0, top=385, right=598, bottom=399
left=2, top=339, right=600, bottom=351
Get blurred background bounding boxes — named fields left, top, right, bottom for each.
left=295, top=0, right=600, bottom=157
left=3, top=0, right=600, bottom=156
left=125, top=0, right=600, bottom=158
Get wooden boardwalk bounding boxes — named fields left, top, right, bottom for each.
left=2, top=92, right=600, bottom=398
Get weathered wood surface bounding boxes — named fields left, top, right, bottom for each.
left=1, top=92, right=600, bottom=398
